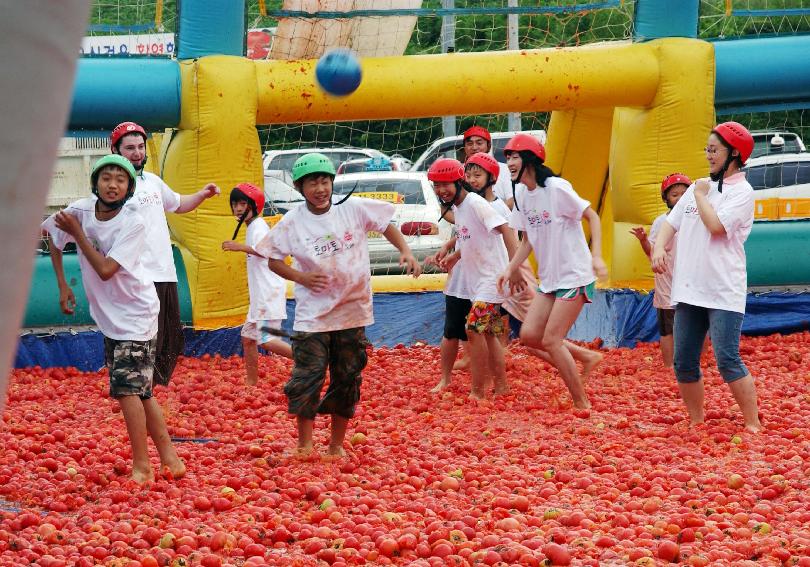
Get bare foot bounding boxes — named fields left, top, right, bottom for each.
left=580, top=351, right=604, bottom=383
left=453, top=357, right=470, bottom=371
left=131, top=466, right=154, bottom=485
left=572, top=398, right=591, bottom=410
left=245, top=374, right=258, bottom=387
left=469, top=390, right=486, bottom=401
left=161, top=459, right=186, bottom=480
left=430, top=379, right=451, bottom=393
left=493, top=381, right=510, bottom=396
left=745, top=422, right=763, bottom=433
left=326, top=445, right=346, bottom=458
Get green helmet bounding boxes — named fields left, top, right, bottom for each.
left=292, top=153, right=336, bottom=182
left=91, top=154, right=137, bottom=209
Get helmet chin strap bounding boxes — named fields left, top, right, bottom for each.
left=511, top=163, right=527, bottom=211
left=438, top=181, right=464, bottom=222
left=710, top=153, right=736, bottom=194
left=95, top=194, right=129, bottom=211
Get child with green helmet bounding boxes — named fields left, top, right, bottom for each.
left=41, top=155, right=185, bottom=484
left=254, top=152, right=421, bottom=456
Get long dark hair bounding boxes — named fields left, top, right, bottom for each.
left=510, top=150, right=559, bottom=210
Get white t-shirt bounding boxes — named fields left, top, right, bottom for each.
left=42, top=197, right=159, bottom=341
left=254, top=197, right=395, bottom=332
left=509, top=176, right=595, bottom=293
left=445, top=193, right=509, bottom=303
left=244, top=218, right=287, bottom=322
left=648, top=213, right=676, bottom=309
left=132, top=172, right=182, bottom=283
left=666, top=173, right=754, bottom=314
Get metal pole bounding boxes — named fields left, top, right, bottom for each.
left=441, top=0, right=456, bottom=138
left=507, top=0, right=522, bottom=132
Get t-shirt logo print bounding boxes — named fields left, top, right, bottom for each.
left=343, top=230, right=353, bottom=243
left=527, top=208, right=552, bottom=226
left=313, top=232, right=353, bottom=257
left=457, top=225, right=471, bottom=241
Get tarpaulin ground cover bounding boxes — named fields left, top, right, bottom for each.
left=15, top=290, right=810, bottom=370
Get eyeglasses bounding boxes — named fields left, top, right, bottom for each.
left=704, top=146, right=726, bottom=156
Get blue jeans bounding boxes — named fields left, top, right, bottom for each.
left=673, top=303, right=749, bottom=384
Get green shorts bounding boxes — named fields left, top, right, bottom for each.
left=543, top=281, right=596, bottom=303
left=104, top=337, right=157, bottom=400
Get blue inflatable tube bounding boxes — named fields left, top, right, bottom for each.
left=715, top=35, right=810, bottom=112
left=69, top=58, right=180, bottom=130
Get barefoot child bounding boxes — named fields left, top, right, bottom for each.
left=631, top=173, right=690, bottom=367
left=42, top=155, right=184, bottom=484
left=222, top=183, right=292, bottom=385
left=255, top=153, right=421, bottom=455
left=498, top=134, right=607, bottom=409
left=428, top=158, right=519, bottom=398
left=652, top=122, right=762, bottom=433
left=463, top=153, right=604, bottom=381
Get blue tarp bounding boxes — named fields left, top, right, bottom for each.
left=14, top=290, right=810, bottom=370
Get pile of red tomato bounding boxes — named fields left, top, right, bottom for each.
left=1, top=332, right=810, bottom=566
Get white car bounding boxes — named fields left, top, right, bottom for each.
left=332, top=172, right=452, bottom=274
left=410, top=129, right=547, bottom=171
left=750, top=130, right=806, bottom=159
left=744, top=152, right=810, bottom=220
left=263, top=147, right=390, bottom=182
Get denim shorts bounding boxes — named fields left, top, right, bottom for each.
left=673, top=303, right=748, bottom=384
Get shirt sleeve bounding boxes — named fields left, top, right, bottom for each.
left=160, top=178, right=182, bottom=213
left=246, top=220, right=271, bottom=257
left=666, top=185, right=692, bottom=231
left=493, top=163, right=513, bottom=202
left=508, top=202, right=526, bottom=231
left=254, top=217, right=291, bottom=261
left=41, top=203, right=83, bottom=250
left=555, top=180, right=590, bottom=220
left=716, top=185, right=754, bottom=239
left=107, top=215, right=147, bottom=275
left=354, top=197, right=396, bottom=232
left=475, top=198, right=507, bottom=233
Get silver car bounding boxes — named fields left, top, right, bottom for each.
left=332, top=172, right=452, bottom=274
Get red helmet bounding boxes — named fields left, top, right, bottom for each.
left=661, top=173, right=692, bottom=196
left=713, top=121, right=754, bottom=164
left=503, top=133, right=546, bottom=162
left=111, top=122, right=147, bottom=148
left=428, top=158, right=465, bottom=183
left=463, top=126, right=491, bottom=144
left=230, top=182, right=265, bottom=215
left=465, top=152, right=500, bottom=181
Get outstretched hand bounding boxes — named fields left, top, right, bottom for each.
left=201, top=183, right=221, bottom=199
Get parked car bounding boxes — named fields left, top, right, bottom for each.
left=410, top=130, right=547, bottom=171
left=263, top=147, right=390, bottom=182
left=332, top=172, right=452, bottom=274
left=744, top=152, right=810, bottom=220
left=750, top=130, right=806, bottom=159
left=336, top=154, right=413, bottom=175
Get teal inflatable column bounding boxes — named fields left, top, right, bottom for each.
left=633, top=0, right=699, bottom=41
left=177, top=0, right=245, bottom=58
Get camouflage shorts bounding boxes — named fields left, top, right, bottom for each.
left=285, top=327, right=369, bottom=420
left=104, top=337, right=157, bottom=400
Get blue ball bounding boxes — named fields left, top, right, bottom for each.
left=316, top=48, right=362, bottom=96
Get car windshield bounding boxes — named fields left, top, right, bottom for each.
left=333, top=178, right=426, bottom=205
left=746, top=161, right=810, bottom=190
left=751, top=135, right=805, bottom=158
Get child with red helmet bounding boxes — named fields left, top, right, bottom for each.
left=498, top=133, right=607, bottom=409
left=427, top=158, right=520, bottom=399
left=463, top=125, right=517, bottom=209
left=109, top=121, right=221, bottom=387
left=631, top=173, right=691, bottom=367
left=222, top=183, right=292, bottom=386
left=465, top=153, right=604, bottom=380
left=652, top=122, right=762, bottom=433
